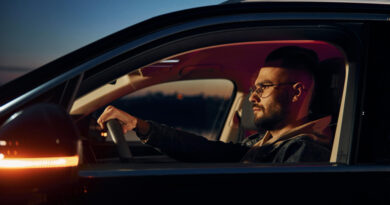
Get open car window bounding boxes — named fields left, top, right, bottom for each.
left=71, top=40, right=348, bottom=165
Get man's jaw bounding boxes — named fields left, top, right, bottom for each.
left=252, top=105, right=265, bottom=127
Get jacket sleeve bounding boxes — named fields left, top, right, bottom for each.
left=144, top=121, right=250, bottom=162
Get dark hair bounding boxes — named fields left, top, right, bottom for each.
left=265, top=46, right=320, bottom=116
left=264, top=46, right=319, bottom=79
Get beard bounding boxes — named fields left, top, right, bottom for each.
left=253, top=94, right=290, bottom=131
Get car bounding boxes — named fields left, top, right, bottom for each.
left=1, top=0, right=390, bottom=204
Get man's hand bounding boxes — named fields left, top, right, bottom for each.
left=97, top=105, right=137, bottom=134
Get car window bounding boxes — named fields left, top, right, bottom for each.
left=93, top=79, right=234, bottom=142
left=71, top=40, right=348, bottom=164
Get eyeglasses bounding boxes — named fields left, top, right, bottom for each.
left=249, top=82, right=296, bottom=98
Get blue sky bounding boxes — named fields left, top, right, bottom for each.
left=0, top=0, right=223, bottom=74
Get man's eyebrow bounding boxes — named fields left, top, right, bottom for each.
left=256, top=80, right=273, bottom=85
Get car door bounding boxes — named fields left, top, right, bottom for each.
left=1, top=1, right=390, bottom=204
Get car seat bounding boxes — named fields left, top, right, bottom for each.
left=310, top=57, right=346, bottom=132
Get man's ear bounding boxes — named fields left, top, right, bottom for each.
left=292, top=82, right=304, bottom=102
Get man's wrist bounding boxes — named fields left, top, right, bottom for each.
left=135, top=119, right=152, bottom=140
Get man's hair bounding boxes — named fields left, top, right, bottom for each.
left=264, top=46, right=320, bottom=113
left=264, top=46, right=319, bottom=79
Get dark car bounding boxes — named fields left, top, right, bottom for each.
left=1, top=0, right=390, bottom=204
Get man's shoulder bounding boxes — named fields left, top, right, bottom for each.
left=282, top=134, right=331, bottom=149
left=274, top=134, right=331, bottom=162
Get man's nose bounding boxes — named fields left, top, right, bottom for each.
left=248, top=91, right=260, bottom=103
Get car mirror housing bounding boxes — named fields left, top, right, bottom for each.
left=0, top=103, right=81, bottom=201
left=0, top=103, right=80, bottom=161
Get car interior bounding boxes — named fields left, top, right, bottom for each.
left=69, top=40, right=346, bottom=167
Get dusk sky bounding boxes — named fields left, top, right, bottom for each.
left=0, top=0, right=223, bottom=85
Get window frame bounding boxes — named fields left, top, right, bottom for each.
left=76, top=26, right=362, bottom=165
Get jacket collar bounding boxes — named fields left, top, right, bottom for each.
left=258, top=115, right=333, bottom=147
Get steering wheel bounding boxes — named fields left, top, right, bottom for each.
left=106, top=119, right=133, bottom=162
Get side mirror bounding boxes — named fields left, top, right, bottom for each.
left=0, top=103, right=81, bottom=203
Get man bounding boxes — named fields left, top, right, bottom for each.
left=97, top=46, right=332, bottom=163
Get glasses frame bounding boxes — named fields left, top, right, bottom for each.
left=249, top=82, right=297, bottom=98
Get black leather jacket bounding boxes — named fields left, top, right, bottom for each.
left=144, top=121, right=330, bottom=163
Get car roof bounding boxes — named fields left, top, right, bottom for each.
left=223, top=0, right=390, bottom=5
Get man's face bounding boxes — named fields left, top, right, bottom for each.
left=249, top=67, right=293, bottom=131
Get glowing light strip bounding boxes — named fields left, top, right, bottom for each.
left=160, top=59, right=180, bottom=63
left=0, top=155, right=79, bottom=169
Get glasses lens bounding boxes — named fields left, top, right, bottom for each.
left=249, top=85, right=269, bottom=98
left=249, top=86, right=259, bottom=96
left=260, top=86, right=273, bottom=98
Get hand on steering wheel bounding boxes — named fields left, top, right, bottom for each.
left=98, top=106, right=135, bottom=162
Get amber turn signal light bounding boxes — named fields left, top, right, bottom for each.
left=0, top=154, right=79, bottom=169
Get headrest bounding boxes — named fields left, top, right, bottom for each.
left=310, top=57, right=345, bottom=123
